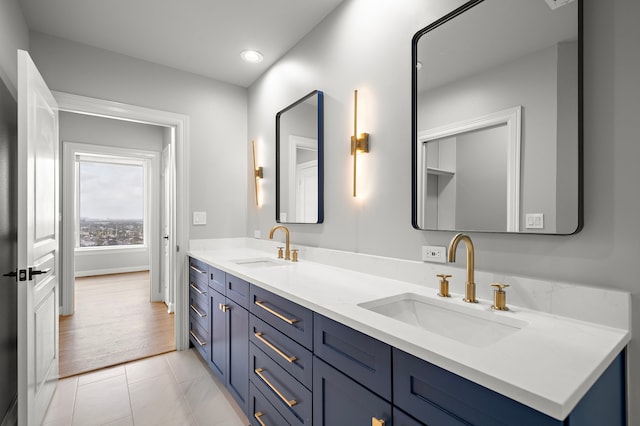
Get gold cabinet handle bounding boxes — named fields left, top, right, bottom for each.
left=254, top=300, right=298, bottom=325
left=189, top=330, right=206, bottom=347
left=254, top=368, right=297, bottom=408
left=189, top=264, right=206, bottom=274
left=190, top=304, right=206, bottom=318
left=219, top=304, right=229, bottom=312
left=190, top=283, right=205, bottom=295
left=372, top=417, right=385, bottom=426
left=254, top=332, right=297, bottom=363
left=254, top=412, right=266, bottom=426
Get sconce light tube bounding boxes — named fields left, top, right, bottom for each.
left=252, top=140, right=263, bottom=206
left=351, top=90, right=369, bottom=197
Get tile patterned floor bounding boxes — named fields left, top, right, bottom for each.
left=42, top=349, right=249, bottom=426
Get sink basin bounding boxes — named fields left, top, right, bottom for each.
left=359, top=293, right=527, bottom=347
left=232, top=258, right=286, bottom=268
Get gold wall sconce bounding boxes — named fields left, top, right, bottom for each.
left=351, top=89, right=369, bottom=197
left=252, top=140, right=264, bottom=206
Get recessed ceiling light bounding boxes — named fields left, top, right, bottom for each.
left=240, top=50, right=264, bottom=64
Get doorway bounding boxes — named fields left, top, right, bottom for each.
left=55, top=92, right=190, bottom=375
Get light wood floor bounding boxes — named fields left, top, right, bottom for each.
left=59, top=271, right=175, bottom=378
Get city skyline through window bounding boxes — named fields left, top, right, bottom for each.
left=77, top=159, right=145, bottom=247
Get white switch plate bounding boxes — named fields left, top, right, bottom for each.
left=192, top=211, right=207, bottom=225
left=254, top=230, right=261, bottom=239
left=525, top=213, right=544, bottom=229
left=422, top=245, right=447, bottom=263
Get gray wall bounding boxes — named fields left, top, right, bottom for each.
left=29, top=32, right=249, bottom=241
left=247, top=0, right=640, bottom=422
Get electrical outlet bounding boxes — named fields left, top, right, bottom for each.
left=422, top=245, right=446, bottom=263
left=254, top=230, right=261, bottom=239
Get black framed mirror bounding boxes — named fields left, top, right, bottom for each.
left=276, top=90, right=324, bottom=224
left=411, top=0, right=582, bottom=234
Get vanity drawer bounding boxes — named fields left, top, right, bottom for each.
left=250, top=315, right=312, bottom=390
left=313, top=356, right=392, bottom=426
left=189, top=257, right=209, bottom=288
left=189, top=314, right=208, bottom=361
left=250, top=286, right=313, bottom=350
left=250, top=342, right=311, bottom=425
left=313, top=313, right=391, bottom=401
left=393, top=348, right=559, bottom=426
left=249, top=382, right=292, bottom=426
left=189, top=288, right=208, bottom=330
left=208, top=265, right=226, bottom=294
left=226, top=274, right=250, bottom=308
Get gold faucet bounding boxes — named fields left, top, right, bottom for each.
left=447, top=233, right=478, bottom=303
left=269, top=225, right=291, bottom=260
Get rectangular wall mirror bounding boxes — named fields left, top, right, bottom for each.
left=411, top=0, right=582, bottom=234
left=276, top=90, right=324, bottom=224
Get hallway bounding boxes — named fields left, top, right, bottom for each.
left=59, top=271, right=174, bottom=378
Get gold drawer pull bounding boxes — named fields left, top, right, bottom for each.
left=190, top=283, right=206, bottom=295
left=254, top=300, right=298, bottom=325
left=254, top=368, right=297, bottom=408
left=254, top=412, right=266, bottom=426
left=190, top=264, right=206, bottom=274
left=190, top=304, right=206, bottom=318
left=255, top=332, right=297, bottom=363
left=189, top=330, right=206, bottom=347
left=372, top=417, right=385, bottom=426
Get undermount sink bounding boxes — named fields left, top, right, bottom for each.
left=359, top=293, right=527, bottom=347
left=232, top=258, right=287, bottom=268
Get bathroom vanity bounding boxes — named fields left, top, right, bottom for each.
left=188, top=239, right=629, bottom=425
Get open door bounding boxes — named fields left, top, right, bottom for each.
left=17, top=50, right=59, bottom=425
left=161, top=141, right=175, bottom=312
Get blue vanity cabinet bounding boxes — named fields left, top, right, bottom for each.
left=206, top=267, right=250, bottom=415
left=249, top=315, right=313, bottom=389
left=188, top=257, right=209, bottom=360
left=248, top=285, right=314, bottom=425
left=208, top=287, right=226, bottom=380
left=249, top=382, right=291, bottom=426
left=250, top=341, right=312, bottom=425
left=250, top=285, right=314, bottom=350
left=393, top=348, right=627, bottom=426
left=313, top=314, right=392, bottom=400
left=312, top=313, right=393, bottom=425
left=313, top=356, right=392, bottom=426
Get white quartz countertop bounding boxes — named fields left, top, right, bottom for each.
left=189, top=247, right=630, bottom=420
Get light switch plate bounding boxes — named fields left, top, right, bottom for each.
left=525, top=213, right=544, bottom=229
left=192, top=211, right=207, bottom=225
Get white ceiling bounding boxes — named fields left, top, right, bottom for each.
left=18, top=0, right=345, bottom=87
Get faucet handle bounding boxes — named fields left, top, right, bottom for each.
left=490, top=283, right=510, bottom=311
left=291, top=249, right=299, bottom=262
left=276, top=247, right=284, bottom=259
left=436, top=274, right=452, bottom=298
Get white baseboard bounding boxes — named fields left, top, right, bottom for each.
left=75, top=266, right=149, bottom=277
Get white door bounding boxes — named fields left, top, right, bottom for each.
left=296, top=160, right=318, bottom=223
left=160, top=143, right=174, bottom=312
left=17, top=50, right=59, bottom=426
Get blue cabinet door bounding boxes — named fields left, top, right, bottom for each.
left=313, top=356, right=392, bottom=426
left=209, top=289, right=226, bottom=381
left=226, top=299, right=249, bottom=414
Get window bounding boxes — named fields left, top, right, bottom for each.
left=76, top=155, right=147, bottom=248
